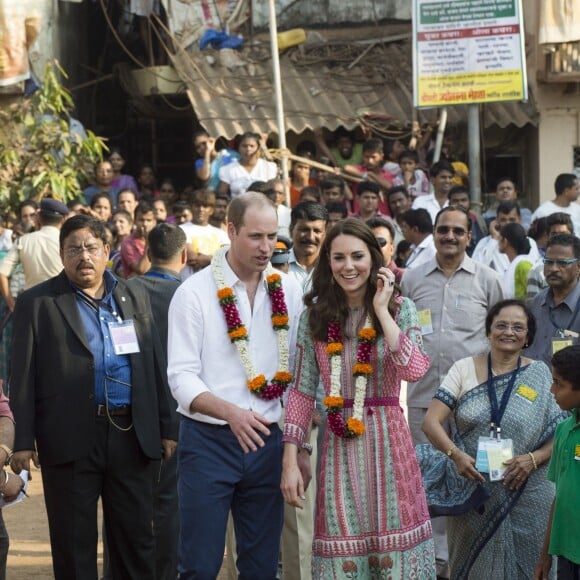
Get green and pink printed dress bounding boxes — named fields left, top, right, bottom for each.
left=284, top=298, right=436, bottom=579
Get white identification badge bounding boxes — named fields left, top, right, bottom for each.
left=108, top=320, right=140, bottom=355
left=475, top=436, right=496, bottom=473
left=487, top=439, right=514, bottom=482
left=417, top=309, right=433, bottom=336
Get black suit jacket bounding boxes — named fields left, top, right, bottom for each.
left=9, top=271, right=174, bottom=466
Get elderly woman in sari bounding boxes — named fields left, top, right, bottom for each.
left=420, top=299, right=566, bottom=579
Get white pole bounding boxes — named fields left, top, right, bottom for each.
left=432, top=107, right=447, bottom=163
left=467, top=104, right=482, bottom=214
left=268, top=0, right=290, bottom=207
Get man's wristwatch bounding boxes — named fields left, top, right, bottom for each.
left=300, top=443, right=313, bottom=456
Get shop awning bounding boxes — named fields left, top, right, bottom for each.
left=170, top=38, right=538, bottom=138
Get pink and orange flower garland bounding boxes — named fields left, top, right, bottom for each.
left=211, top=247, right=292, bottom=401
left=324, top=316, right=376, bottom=438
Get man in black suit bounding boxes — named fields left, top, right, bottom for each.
left=9, top=214, right=176, bottom=579
left=128, top=223, right=186, bottom=580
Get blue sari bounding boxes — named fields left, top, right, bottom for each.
left=419, top=359, right=565, bottom=580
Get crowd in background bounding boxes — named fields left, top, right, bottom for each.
left=0, top=123, right=578, bottom=580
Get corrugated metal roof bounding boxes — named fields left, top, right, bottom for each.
left=170, top=39, right=538, bottom=138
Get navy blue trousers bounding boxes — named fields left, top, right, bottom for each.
left=177, top=418, right=283, bottom=580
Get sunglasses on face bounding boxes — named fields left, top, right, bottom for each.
left=435, top=226, right=468, bottom=237
left=375, top=237, right=389, bottom=248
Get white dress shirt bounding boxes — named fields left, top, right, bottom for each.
left=405, top=234, right=436, bottom=270
left=167, top=253, right=304, bottom=425
left=218, top=159, right=278, bottom=198
left=471, top=236, right=540, bottom=274
left=178, top=222, right=230, bottom=280
left=412, top=193, right=449, bottom=224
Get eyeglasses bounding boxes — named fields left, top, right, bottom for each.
left=543, top=258, right=579, bottom=268
left=375, top=237, right=391, bottom=248
left=492, top=323, right=528, bottom=335
left=435, top=226, right=468, bottom=237
left=64, top=245, right=104, bottom=258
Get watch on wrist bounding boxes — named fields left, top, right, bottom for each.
left=300, top=442, right=313, bottom=456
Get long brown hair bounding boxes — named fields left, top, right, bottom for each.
left=304, top=218, right=400, bottom=341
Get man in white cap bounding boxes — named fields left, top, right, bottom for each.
left=0, top=197, right=69, bottom=310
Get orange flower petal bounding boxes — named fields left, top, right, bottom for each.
left=347, top=417, right=365, bottom=435
left=228, top=327, right=248, bottom=340
left=217, top=287, right=234, bottom=300
left=323, top=395, right=344, bottom=408
left=272, top=315, right=289, bottom=326
left=359, top=328, right=377, bottom=341
left=326, top=343, right=343, bottom=355
left=353, top=363, right=373, bottom=375
left=266, top=273, right=281, bottom=285
left=273, top=371, right=293, bottom=383
left=247, top=375, right=267, bottom=391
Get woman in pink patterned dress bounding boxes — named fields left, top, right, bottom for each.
left=282, top=218, right=435, bottom=579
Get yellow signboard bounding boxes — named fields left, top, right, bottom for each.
left=413, top=0, right=527, bottom=107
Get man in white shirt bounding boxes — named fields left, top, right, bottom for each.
left=266, top=179, right=292, bottom=238
left=0, top=198, right=69, bottom=311
left=399, top=208, right=436, bottom=270
left=412, top=160, right=453, bottom=223
left=167, top=192, right=303, bottom=579
left=531, top=173, right=580, bottom=235
left=482, top=177, right=533, bottom=231
left=472, top=201, right=540, bottom=274
left=179, top=190, right=229, bottom=280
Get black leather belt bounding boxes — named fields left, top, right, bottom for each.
left=96, top=405, right=131, bottom=417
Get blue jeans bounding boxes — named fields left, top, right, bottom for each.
left=177, top=418, right=283, bottom=580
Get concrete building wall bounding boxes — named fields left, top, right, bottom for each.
left=525, top=0, right=580, bottom=203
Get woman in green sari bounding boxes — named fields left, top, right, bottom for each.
left=421, top=299, right=566, bottom=579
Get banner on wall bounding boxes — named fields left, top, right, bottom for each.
left=412, top=0, right=527, bottom=107
left=0, top=0, right=41, bottom=88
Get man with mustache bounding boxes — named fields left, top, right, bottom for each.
left=401, top=206, right=504, bottom=579
left=9, top=214, right=176, bottom=579
left=288, top=201, right=329, bottom=293
left=526, top=233, right=580, bottom=367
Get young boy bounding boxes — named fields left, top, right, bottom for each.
left=393, top=149, right=430, bottom=198
left=412, top=159, right=454, bottom=224
left=535, top=344, right=580, bottom=580
left=120, top=200, right=157, bottom=278
left=179, top=190, right=229, bottom=280
left=344, top=138, right=394, bottom=215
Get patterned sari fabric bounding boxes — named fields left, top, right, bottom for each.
left=433, top=359, right=566, bottom=580
left=284, top=298, right=436, bottom=579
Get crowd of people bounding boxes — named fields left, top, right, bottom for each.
left=0, top=126, right=578, bottom=580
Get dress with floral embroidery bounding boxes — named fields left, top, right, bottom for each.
left=284, top=297, right=436, bottom=579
